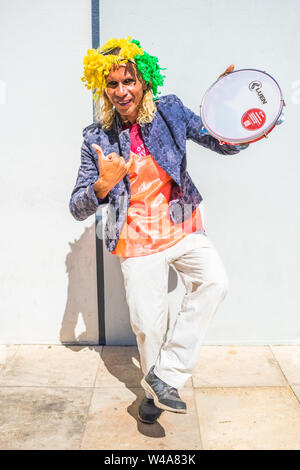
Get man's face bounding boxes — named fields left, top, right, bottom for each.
left=105, top=62, right=146, bottom=124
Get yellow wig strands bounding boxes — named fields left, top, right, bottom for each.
left=81, top=37, right=144, bottom=100
left=81, top=36, right=165, bottom=100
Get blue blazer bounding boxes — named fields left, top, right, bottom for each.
left=69, top=94, right=247, bottom=252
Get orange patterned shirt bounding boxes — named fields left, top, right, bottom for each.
left=111, top=123, right=205, bottom=258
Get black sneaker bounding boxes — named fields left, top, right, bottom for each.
left=141, top=366, right=187, bottom=414
left=138, top=396, right=164, bottom=424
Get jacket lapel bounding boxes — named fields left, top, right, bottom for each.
left=111, top=109, right=182, bottom=189
left=140, top=114, right=182, bottom=187
left=113, top=113, right=131, bottom=161
left=109, top=114, right=131, bottom=197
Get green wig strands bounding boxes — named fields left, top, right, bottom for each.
left=81, top=36, right=166, bottom=99
left=130, top=39, right=166, bottom=97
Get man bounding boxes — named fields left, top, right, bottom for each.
left=69, top=37, right=248, bottom=424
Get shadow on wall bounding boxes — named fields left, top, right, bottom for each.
left=60, top=224, right=99, bottom=344
left=60, top=218, right=180, bottom=346
left=102, top=240, right=179, bottom=346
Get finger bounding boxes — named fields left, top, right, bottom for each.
left=116, top=156, right=131, bottom=176
left=105, top=152, right=122, bottom=164
left=226, top=64, right=235, bottom=73
left=219, top=64, right=235, bottom=79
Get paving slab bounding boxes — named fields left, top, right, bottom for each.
left=0, top=345, right=102, bottom=388
left=291, top=385, right=300, bottom=403
left=95, top=346, right=193, bottom=389
left=95, top=346, right=143, bottom=389
left=270, top=346, right=300, bottom=385
left=0, top=345, right=19, bottom=371
left=1, top=345, right=299, bottom=451
left=0, top=386, right=93, bottom=450
left=195, top=386, right=300, bottom=450
left=81, top=387, right=201, bottom=450
left=192, top=346, right=286, bottom=387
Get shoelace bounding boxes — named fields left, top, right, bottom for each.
left=168, top=387, right=180, bottom=398
left=149, top=369, right=180, bottom=398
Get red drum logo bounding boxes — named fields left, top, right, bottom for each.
left=241, top=108, right=266, bottom=130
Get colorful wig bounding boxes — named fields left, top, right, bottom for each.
left=81, top=36, right=166, bottom=100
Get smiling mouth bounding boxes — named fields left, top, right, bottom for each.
left=117, top=99, right=132, bottom=107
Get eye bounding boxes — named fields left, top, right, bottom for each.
left=124, top=79, right=135, bottom=84
left=107, top=81, right=118, bottom=87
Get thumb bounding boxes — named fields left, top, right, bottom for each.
left=92, top=143, right=106, bottom=171
left=92, top=143, right=105, bottom=159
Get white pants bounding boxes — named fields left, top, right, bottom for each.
left=119, top=232, right=229, bottom=394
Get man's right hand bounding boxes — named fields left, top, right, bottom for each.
left=92, top=144, right=133, bottom=199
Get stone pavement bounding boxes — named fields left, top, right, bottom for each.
left=0, top=344, right=300, bottom=450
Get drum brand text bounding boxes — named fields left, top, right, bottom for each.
left=249, top=81, right=267, bottom=104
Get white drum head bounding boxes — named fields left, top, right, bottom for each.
left=200, top=69, right=283, bottom=144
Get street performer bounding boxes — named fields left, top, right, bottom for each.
left=69, top=36, right=248, bottom=424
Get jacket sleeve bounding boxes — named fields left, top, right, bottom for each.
left=179, top=97, right=249, bottom=155
left=69, top=139, right=108, bottom=221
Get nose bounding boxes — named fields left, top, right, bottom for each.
left=115, top=82, right=127, bottom=98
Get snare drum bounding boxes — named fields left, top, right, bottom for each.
left=200, top=69, right=285, bottom=145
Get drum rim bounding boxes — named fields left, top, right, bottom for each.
left=200, top=68, right=284, bottom=144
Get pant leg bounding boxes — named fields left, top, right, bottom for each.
left=154, top=233, right=229, bottom=389
left=119, top=251, right=170, bottom=382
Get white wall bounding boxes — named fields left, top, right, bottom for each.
left=0, top=0, right=99, bottom=344
left=100, top=0, right=300, bottom=344
left=0, top=0, right=299, bottom=345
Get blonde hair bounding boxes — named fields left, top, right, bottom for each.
left=94, top=87, right=157, bottom=130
